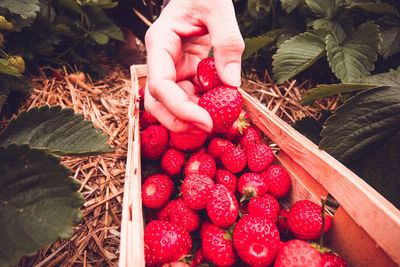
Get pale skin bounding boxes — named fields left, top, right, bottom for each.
left=144, top=0, right=245, bottom=133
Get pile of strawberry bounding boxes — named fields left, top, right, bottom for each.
left=138, top=58, right=347, bottom=267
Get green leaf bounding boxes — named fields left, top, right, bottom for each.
left=326, top=21, right=381, bottom=83
left=362, top=67, right=400, bottom=87
left=0, top=105, right=113, bottom=156
left=243, top=35, right=275, bottom=60
left=379, top=26, right=400, bottom=59
left=280, top=0, right=303, bottom=13
left=55, top=0, right=83, bottom=15
left=300, top=83, right=378, bottom=105
left=272, top=31, right=326, bottom=83
left=304, top=0, right=340, bottom=17
left=319, top=86, right=400, bottom=163
left=348, top=2, right=399, bottom=15
left=82, top=0, right=118, bottom=9
left=0, top=59, right=22, bottom=77
left=0, top=95, right=6, bottom=110
left=313, top=19, right=346, bottom=43
left=89, top=31, right=109, bottom=45
left=292, top=116, right=323, bottom=144
left=0, top=0, right=40, bottom=30
left=0, top=144, right=83, bottom=267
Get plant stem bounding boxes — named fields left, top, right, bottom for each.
left=319, top=197, right=327, bottom=247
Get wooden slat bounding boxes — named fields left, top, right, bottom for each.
left=241, top=88, right=400, bottom=264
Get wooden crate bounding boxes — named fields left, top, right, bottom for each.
left=119, top=64, right=400, bottom=267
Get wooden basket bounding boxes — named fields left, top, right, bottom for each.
left=119, top=64, right=400, bottom=267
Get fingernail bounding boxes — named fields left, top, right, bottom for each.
left=224, top=62, right=241, bottom=86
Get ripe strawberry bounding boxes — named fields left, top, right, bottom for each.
left=233, top=214, right=280, bottom=267
left=207, top=137, right=234, bottom=161
left=321, top=251, right=347, bottom=267
left=158, top=198, right=200, bottom=232
left=184, top=152, right=216, bottom=179
left=144, top=220, right=192, bottom=266
left=141, top=125, right=169, bottom=160
left=248, top=194, right=280, bottom=223
left=200, top=220, right=214, bottom=241
left=162, top=262, right=190, bottom=267
left=220, top=146, right=246, bottom=173
left=246, top=143, right=274, bottom=172
left=196, top=57, right=222, bottom=92
left=201, top=222, right=237, bottom=267
left=170, top=130, right=207, bottom=152
left=182, top=173, right=214, bottom=210
left=198, top=85, right=243, bottom=133
left=8, top=55, right=25, bottom=73
left=190, top=249, right=205, bottom=267
left=140, top=110, right=160, bottom=129
left=274, top=239, right=323, bottom=267
left=237, top=172, right=268, bottom=200
left=222, top=109, right=251, bottom=143
left=261, top=165, right=291, bottom=198
left=239, top=127, right=262, bottom=149
left=207, top=184, right=238, bottom=228
left=215, top=169, right=237, bottom=193
left=142, top=174, right=174, bottom=209
left=161, top=148, right=186, bottom=178
left=277, top=208, right=290, bottom=234
left=287, top=200, right=332, bottom=240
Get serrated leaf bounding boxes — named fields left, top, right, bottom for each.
left=243, top=35, right=275, bottom=60
left=0, top=59, right=22, bottom=77
left=0, top=0, right=40, bottom=18
left=280, top=0, right=303, bottom=13
left=348, top=2, right=398, bottom=15
left=0, top=105, right=113, bottom=156
left=301, top=83, right=377, bottom=105
left=379, top=26, right=400, bottom=59
left=319, top=86, right=400, bottom=164
left=326, top=21, right=380, bottom=82
left=272, top=31, right=326, bottom=84
left=0, top=144, right=83, bottom=267
left=313, top=18, right=346, bottom=43
left=89, top=31, right=109, bottom=44
left=305, top=0, right=340, bottom=17
left=362, top=67, right=400, bottom=87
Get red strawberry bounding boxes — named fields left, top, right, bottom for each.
left=190, top=249, right=205, bottom=267
left=207, top=184, right=238, bottom=228
left=233, top=214, right=280, bottom=267
left=220, top=146, right=246, bottom=173
left=184, top=152, right=216, bottom=179
left=321, top=252, right=347, bottom=267
left=201, top=222, right=237, bottom=267
left=162, top=262, right=190, bottom=267
left=144, top=220, right=192, bottom=266
left=274, top=239, right=323, bottom=267
left=161, top=148, right=186, bottom=178
left=158, top=198, right=200, bottom=232
left=248, top=194, right=280, bottom=223
left=142, top=174, right=174, bottom=209
left=141, top=125, right=169, bottom=160
left=215, top=169, right=237, bottom=193
left=196, top=57, right=223, bottom=92
left=200, top=220, right=214, bottom=241
left=207, top=137, right=234, bottom=161
left=287, top=200, right=332, bottom=240
left=222, top=109, right=251, bottom=142
left=246, top=143, right=274, bottom=172
left=170, top=130, right=207, bottom=152
left=277, top=208, right=290, bottom=234
left=239, top=127, right=262, bottom=149
left=182, top=173, right=214, bottom=210
left=198, top=85, right=244, bottom=133
left=261, top=165, right=291, bottom=198
left=140, top=110, right=159, bottom=129
left=237, top=172, right=268, bottom=200
left=139, top=87, right=145, bottom=110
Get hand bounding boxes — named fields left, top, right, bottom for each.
left=144, top=0, right=244, bottom=133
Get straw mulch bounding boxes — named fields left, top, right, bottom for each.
left=1, top=61, right=338, bottom=267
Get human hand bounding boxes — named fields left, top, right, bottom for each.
left=144, top=0, right=244, bottom=133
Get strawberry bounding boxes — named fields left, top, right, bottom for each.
left=0, top=16, right=13, bottom=30
left=277, top=208, right=290, bottom=234
left=274, top=239, right=323, bottom=267
left=200, top=220, right=214, bottom=241
left=196, top=57, right=223, bottom=92
left=233, top=214, right=280, bottom=267
left=140, top=110, right=160, bottom=129
left=182, top=173, right=214, bottom=210
left=184, top=152, right=216, bottom=179
left=248, top=194, right=280, bottom=223
left=144, top=220, right=192, bottom=266
left=222, top=109, right=251, bottom=143
left=139, top=87, right=145, bottom=110
left=237, top=172, right=268, bottom=200
left=239, top=127, right=262, bottom=149
left=207, top=137, right=234, bottom=161
left=190, top=249, right=205, bottom=267
left=158, top=198, right=200, bottom=232
left=161, top=148, right=186, bottom=178
left=220, top=146, right=246, bottom=173
left=261, top=165, right=291, bottom=198
left=246, top=143, right=274, bottom=172
left=321, top=251, right=347, bottom=267
left=141, top=125, right=169, bottom=160
left=215, top=169, right=237, bottom=193
left=142, top=174, right=174, bottom=209
left=201, top=222, right=237, bottom=267
left=162, top=262, right=190, bottom=267
left=207, top=184, right=238, bottom=228
left=8, top=55, right=25, bottom=73
left=170, top=130, right=208, bottom=152
left=198, top=85, right=243, bottom=133
left=287, top=200, right=332, bottom=240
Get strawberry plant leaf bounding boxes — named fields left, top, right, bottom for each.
left=0, top=144, right=83, bottom=267
left=347, top=1, right=399, bottom=15
left=0, top=105, right=113, bottom=156
left=379, top=25, right=400, bottom=59
left=0, top=59, right=22, bottom=77
left=363, top=67, right=400, bottom=87
left=304, top=0, right=340, bottom=18
left=272, top=31, right=326, bottom=84
left=243, top=35, right=275, bottom=60
left=89, top=31, right=109, bottom=45
left=280, top=0, right=303, bottom=13
left=0, top=0, right=40, bottom=30
left=326, top=21, right=380, bottom=82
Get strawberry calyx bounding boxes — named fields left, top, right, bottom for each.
left=240, top=189, right=258, bottom=202
left=237, top=111, right=251, bottom=135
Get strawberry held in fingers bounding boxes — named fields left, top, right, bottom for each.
left=141, top=125, right=169, bottom=160
left=142, top=174, right=174, bottom=209
left=198, top=85, right=244, bottom=133
left=274, top=239, right=323, bottom=267
left=207, top=184, right=239, bottom=228
left=182, top=173, right=214, bottom=210
left=196, top=57, right=223, bottom=92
